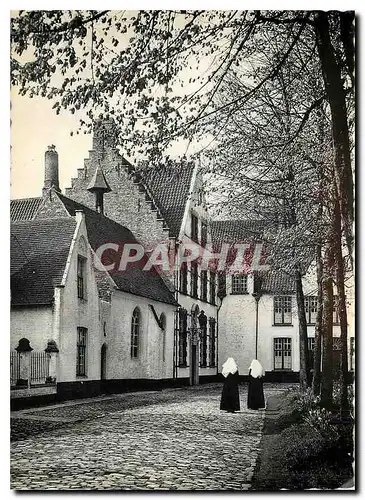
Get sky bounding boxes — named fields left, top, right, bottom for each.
left=11, top=92, right=93, bottom=199
left=10, top=9, right=214, bottom=200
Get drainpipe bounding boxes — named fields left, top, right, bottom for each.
left=252, top=274, right=263, bottom=360
left=216, top=298, right=222, bottom=377
left=253, top=294, right=261, bottom=358
left=173, top=239, right=180, bottom=381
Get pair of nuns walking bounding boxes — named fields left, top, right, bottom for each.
left=220, top=358, right=265, bottom=412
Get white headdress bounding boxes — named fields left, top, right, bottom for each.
left=222, top=358, right=238, bottom=378
left=249, top=359, right=264, bottom=378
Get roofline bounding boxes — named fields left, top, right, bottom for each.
left=10, top=196, right=42, bottom=202
left=114, top=287, right=178, bottom=307
left=60, top=212, right=83, bottom=287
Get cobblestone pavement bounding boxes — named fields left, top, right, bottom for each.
left=11, top=384, right=285, bottom=491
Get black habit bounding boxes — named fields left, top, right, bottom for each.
left=220, top=371, right=240, bottom=412
left=247, top=369, right=265, bottom=410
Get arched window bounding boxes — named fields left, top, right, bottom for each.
left=160, top=313, right=166, bottom=362
left=131, top=308, right=141, bottom=358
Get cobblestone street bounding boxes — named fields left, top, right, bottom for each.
left=11, top=384, right=284, bottom=490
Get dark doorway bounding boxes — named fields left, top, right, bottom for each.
left=101, top=343, right=107, bottom=380
left=191, top=345, right=198, bottom=385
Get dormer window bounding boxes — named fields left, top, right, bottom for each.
left=77, top=255, right=87, bottom=299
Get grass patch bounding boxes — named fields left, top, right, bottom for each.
left=252, top=388, right=354, bottom=491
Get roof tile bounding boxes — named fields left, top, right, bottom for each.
left=10, top=197, right=43, bottom=221
left=140, top=164, right=195, bottom=238
left=11, top=218, right=76, bottom=305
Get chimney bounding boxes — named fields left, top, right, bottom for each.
left=42, top=145, right=60, bottom=197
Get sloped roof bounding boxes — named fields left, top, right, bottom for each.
left=211, top=220, right=267, bottom=245
left=260, top=270, right=296, bottom=294
left=10, top=197, right=43, bottom=221
left=56, top=192, right=177, bottom=305
left=140, top=164, right=195, bottom=238
left=11, top=218, right=76, bottom=305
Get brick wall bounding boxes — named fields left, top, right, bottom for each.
left=64, top=148, right=170, bottom=249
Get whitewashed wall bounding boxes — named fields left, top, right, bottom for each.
left=106, top=290, right=175, bottom=381
left=11, top=306, right=53, bottom=351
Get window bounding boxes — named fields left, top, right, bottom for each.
left=131, top=308, right=141, bottom=358
left=308, top=337, right=315, bottom=351
left=209, top=318, right=216, bottom=367
left=199, top=324, right=207, bottom=368
left=333, top=296, right=339, bottom=325
left=274, top=296, right=292, bottom=325
left=201, top=222, right=207, bottom=248
left=209, top=271, right=216, bottom=305
left=304, top=296, right=318, bottom=325
left=200, top=270, right=208, bottom=302
left=191, top=262, right=198, bottom=298
left=191, top=213, right=199, bottom=242
left=232, top=274, right=248, bottom=294
left=77, top=255, right=86, bottom=299
left=180, top=264, right=188, bottom=294
left=103, top=322, right=107, bottom=337
left=76, top=327, right=87, bottom=376
left=179, top=309, right=188, bottom=367
left=307, top=337, right=315, bottom=370
left=274, top=338, right=292, bottom=370
left=350, top=337, right=355, bottom=371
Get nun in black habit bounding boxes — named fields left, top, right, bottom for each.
left=220, top=358, right=240, bottom=413
left=247, top=359, right=265, bottom=410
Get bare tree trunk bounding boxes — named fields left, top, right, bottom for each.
left=321, top=239, right=335, bottom=409
left=312, top=243, right=323, bottom=396
left=333, top=187, right=350, bottom=415
left=314, top=12, right=354, bottom=266
left=296, top=267, right=309, bottom=390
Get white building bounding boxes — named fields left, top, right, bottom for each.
left=211, top=220, right=355, bottom=381
left=11, top=186, right=177, bottom=404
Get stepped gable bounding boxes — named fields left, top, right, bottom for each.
left=64, top=152, right=171, bottom=246
left=55, top=192, right=177, bottom=306
left=11, top=218, right=77, bottom=305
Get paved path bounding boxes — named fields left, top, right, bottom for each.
left=11, top=384, right=284, bottom=491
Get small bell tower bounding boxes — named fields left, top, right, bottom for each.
left=87, top=164, right=112, bottom=215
